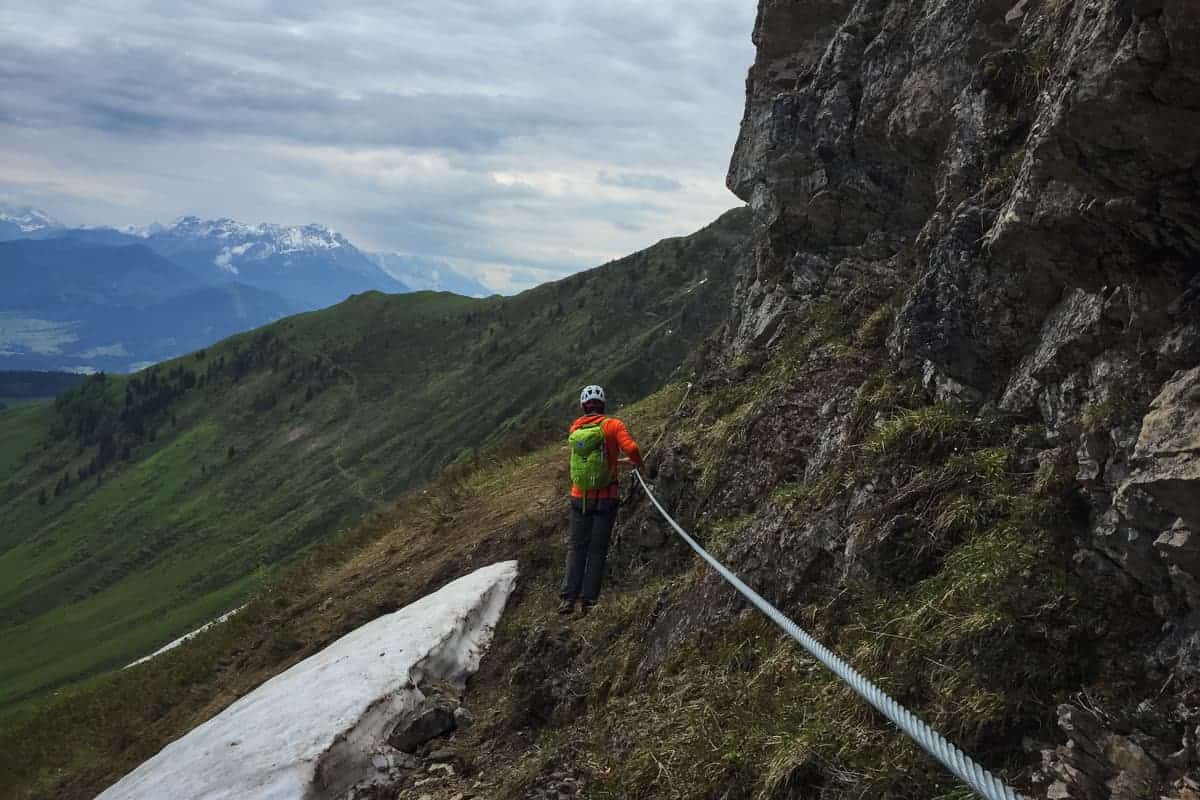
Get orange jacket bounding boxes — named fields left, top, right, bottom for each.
left=569, top=414, right=644, bottom=499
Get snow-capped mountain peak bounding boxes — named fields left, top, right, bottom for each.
left=163, top=216, right=349, bottom=261
left=275, top=223, right=349, bottom=253
left=0, top=205, right=62, bottom=233
left=0, top=208, right=406, bottom=310
left=136, top=214, right=406, bottom=305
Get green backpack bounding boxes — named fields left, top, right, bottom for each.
left=569, top=419, right=610, bottom=508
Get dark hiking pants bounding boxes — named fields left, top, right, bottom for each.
left=561, top=497, right=619, bottom=603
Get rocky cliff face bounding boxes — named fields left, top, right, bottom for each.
left=635, top=1, right=1199, bottom=797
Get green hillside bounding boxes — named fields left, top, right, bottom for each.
left=0, top=207, right=750, bottom=715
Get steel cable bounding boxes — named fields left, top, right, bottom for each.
left=632, top=468, right=1025, bottom=800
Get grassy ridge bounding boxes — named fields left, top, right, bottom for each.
left=0, top=208, right=750, bottom=714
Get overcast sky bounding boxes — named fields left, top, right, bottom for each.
left=0, top=1, right=756, bottom=292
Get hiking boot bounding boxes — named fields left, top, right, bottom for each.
left=557, top=598, right=576, bottom=615
left=579, top=601, right=596, bottom=617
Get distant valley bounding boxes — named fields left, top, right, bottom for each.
left=0, top=206, right=494, bottom=374
left=0, top=371, right=85, bottom=411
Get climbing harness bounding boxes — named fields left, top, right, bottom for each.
left=632, top=468, right=1025, bottom=800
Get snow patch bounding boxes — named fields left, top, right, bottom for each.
left=171, top=216, right=347, bottom=261
left=75, top=223, right=152, bottom=238
left=96, top=560, right=519, bottom=800
left=0, top=205, right=61, bottom=232
left=124, top=605, right=248, bottom=669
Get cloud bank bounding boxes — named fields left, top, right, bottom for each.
left=0, top=0, right=755, bottom=292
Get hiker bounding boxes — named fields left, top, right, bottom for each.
left=559, top=384, right=644, bottom=616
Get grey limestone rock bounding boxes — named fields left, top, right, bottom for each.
left=1128, top=367, right=1200, bottom=527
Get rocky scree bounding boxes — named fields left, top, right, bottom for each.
left=338, top=680, right=489, bottom=800
left=341, top=659, right=592, bottom=800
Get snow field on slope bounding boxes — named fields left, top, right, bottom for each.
left=96, top=560, right=519, bottom=800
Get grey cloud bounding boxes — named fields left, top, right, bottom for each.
left=2, top=0, right=749, bottom=162
left=1, top=39, right=579, bottom=151
left=596, top=171, right=683, bottom=192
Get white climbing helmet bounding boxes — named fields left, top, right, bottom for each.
left=580, top=384, right=606, bottom=406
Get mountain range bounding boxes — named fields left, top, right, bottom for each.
left=368, top=252, right=494, bottom=298
left=0, top=208, right=61, bottom=241
left=131, top=216, right=408, bottom=308
left=0, top=206, right=502, bottom=373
